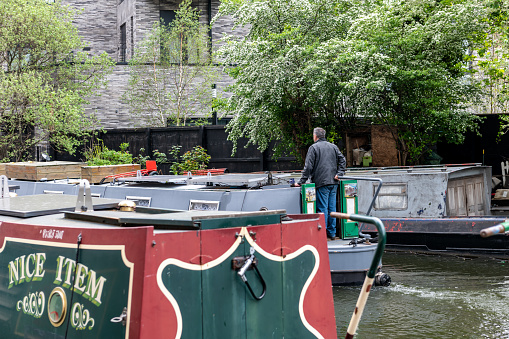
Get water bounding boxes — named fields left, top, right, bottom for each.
left=334, top=251, right=509, bottom=338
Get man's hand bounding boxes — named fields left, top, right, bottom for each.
left=291, top=183, right=301, bottom=187
left=334, top=175, right=340, bottom=181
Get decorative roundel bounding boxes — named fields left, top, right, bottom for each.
left=48, top=287, right=67, bottom=327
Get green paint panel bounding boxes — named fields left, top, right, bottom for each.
left=158, top=243, right=316, bottom=338
left=199, top=214, right=282, bottom=230
left=300, top=184, right=316, bottom=214
left=160, top=262, right=203, bottom=338
left=282, top=250, right=316, bottom=338
left=245, top=249, right=284, bottom=338
left=339, top=180, right=359, bottom=239
left=0, top=240, right=131, bottom=338
left=201, top=244, right=247, bottom=339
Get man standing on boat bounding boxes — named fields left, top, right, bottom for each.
left=293, top=127, right=346, bottom=240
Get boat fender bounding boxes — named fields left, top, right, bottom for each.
left=374, top=271, right=391, bottom=287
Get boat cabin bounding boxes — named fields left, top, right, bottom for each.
left=350, top=164, right=492, bottom=218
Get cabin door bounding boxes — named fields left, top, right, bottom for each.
left=447, top=176, right=485, bottom=216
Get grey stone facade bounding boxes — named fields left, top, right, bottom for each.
left=63, top=0, right=244, bottom=129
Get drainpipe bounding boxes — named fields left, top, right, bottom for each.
left=208, top=0, right=213, bottom=55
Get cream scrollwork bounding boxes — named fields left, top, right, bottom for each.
left=16, top=291, right=45, bottom=318
left=71, top=303, right=95, bottom=330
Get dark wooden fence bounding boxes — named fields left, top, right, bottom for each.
left=437, top=114, right=509, bottom=176
left=53, top=126, right=300, bottom=173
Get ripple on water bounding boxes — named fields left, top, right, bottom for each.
left=334, top=252, right=509, bottom=338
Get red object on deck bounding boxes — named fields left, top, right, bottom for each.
left=181, top=168, right=228, bottom=175
left=100, top=160, right=158, bottom=183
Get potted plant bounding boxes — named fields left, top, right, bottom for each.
left=81, top=142, right=141, bottom=183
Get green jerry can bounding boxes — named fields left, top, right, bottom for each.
left=338, top=179, right=359, bottom=239
left=300, top=183, right=316, bottom=214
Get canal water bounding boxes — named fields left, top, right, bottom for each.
left=334, top=251, right=509, bottom=338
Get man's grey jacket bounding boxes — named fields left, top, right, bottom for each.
left=298, top=138, right=346, bottom=188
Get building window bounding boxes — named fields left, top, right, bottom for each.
left=374, top=183, right=408, bottom=210
left=131, top=16, right=134, bottom=58
left=120, top=23, right=127, bottom=62
left=160, top=10, right=176, bottom=26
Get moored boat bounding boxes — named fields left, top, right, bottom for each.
left=349, top=164, right=509, bottom=255
left=7, top=172, right=388, bottom=286
left=0, top=181, right=339, bottom=338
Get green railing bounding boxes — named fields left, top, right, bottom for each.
left=331, top=212, right=386, bottom=339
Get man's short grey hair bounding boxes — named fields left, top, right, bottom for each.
left=313, top=127, right=326, bottom=139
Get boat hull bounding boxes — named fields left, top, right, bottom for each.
left=362, top=217, right=509, bottom=255
left=328, top=240, right=381, bottom=286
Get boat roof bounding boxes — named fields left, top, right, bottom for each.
left=0, top=194, right=287, bottom=231
left=0, top=194, right=119, bottom=218
left=118, top=173, right=292, bottom=188
left=344, top=163, right=488, bottom=176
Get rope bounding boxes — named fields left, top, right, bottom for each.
left=64, top=233, right=82, bottom=338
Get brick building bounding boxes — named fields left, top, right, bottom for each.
left=63, top=0, right=242, bottom=129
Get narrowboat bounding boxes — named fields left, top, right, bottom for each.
left=0, top=179, right=342, bottom=338
left=349, top=164, right=509, bottom=255
left=7, top=172, right=387, bottom=286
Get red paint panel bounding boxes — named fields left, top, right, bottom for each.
left=200, top=227, right=241, bottom=264
left=246, top=223, right=283, bottom=256
left=140, top=230, right=201, bottom=339
left=282, top=214, right=337, bottom=339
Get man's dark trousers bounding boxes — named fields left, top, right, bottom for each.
left=316, top=184, right=338, bottom=238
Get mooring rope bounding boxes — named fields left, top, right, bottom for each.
left=64, top=233, right=82, bottom=339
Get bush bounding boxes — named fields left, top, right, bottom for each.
left=84, top=142, right=133, bottom=166
left=169, top=145, right=211, bottom=174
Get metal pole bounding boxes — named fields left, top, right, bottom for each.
left=480, top=221, right=509, bottom=237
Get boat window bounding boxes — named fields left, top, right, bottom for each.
left=373, top=183, right=408, bottom=210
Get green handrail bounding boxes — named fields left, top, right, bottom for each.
left=330, top=212, right=386, bottom=339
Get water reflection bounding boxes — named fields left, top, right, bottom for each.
left=334, top=252, right=509, bottom=338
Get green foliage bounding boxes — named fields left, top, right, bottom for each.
left=343, top=0, right=487, bottom=164
left=133, top=148, right=150, bottom=168
left=169, top=145, right=211, bottom=174
left=216, top=0, right=488, bottom=165
left=0, top=0, right=114, bottom=162
left=477, top=0, right=509, bottom=136
left=84, top=142, right=133, bottom=166
left=134, top=148, right=169, bottom=169
left=123, top=0, right=218, bottom=127
left=153, top=149, right=169, bottom=164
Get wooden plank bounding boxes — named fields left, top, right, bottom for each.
left=6, top=162, right=85, bottom=181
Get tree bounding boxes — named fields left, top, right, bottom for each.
left=473, top=0, right=509, bottom=135
left=0, top=0, right=114, bottom=162
left=216, top=0, right=359, bottom=162
left=341, top=0, right=488, bottom=164
left=216, top=0, right=488, bottom=165
left=123, top=0, right=217, bottom=127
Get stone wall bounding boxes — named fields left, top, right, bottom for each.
left=64, top=0, right=239, bottom=129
